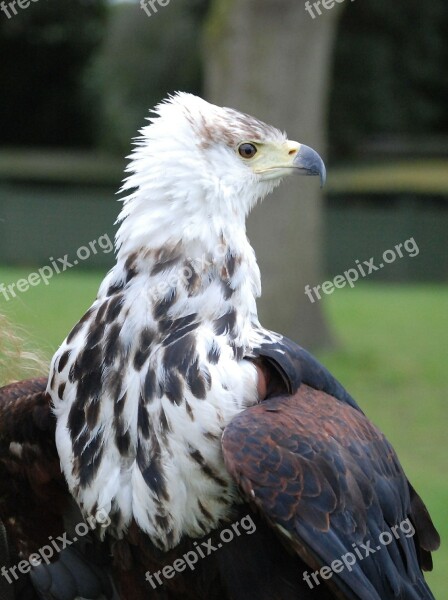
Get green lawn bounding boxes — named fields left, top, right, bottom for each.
left=0, top=266, right=446, bottom=597
left=317, top=284, right=447, bottom=598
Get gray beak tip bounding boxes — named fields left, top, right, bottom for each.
left=293, top=144, right=326, bottom=188
left=319, top=164, right=327, bottom=188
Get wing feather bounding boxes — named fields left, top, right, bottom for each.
left=0, top=378, right=116, bottom=600
left=222, top=385, right=439, bottom=599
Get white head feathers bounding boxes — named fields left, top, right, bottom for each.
left=115, top=93, right=288, bottom=257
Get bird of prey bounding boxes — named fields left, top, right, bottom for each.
left=0, top=93, right=439, bottom=600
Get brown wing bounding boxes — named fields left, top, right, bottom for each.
left=222, top=385, right=440, bottom=600
left=0, top=378, right=115, bottom=600
left=0, top=377, right=67, bottom=557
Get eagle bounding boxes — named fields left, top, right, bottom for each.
left=0, top=93, right=439, bottom=600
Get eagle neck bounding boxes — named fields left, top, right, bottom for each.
left=104, top=224, right=262, bottom=341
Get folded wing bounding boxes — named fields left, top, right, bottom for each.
left=222, top=384, right=439, bottom=599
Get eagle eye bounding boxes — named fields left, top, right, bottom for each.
left=238, top=143, right=258, bottom=159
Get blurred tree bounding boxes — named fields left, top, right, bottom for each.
left=89, top=0, right=210, bottom=155
left=0, top=0, right=108, bottom=148
left=329, top=0, right=448, bottom=160
left=204, top=0, right=342, bottom=348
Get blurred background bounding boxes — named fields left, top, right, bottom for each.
left=0, top=0, right=446, bottom=595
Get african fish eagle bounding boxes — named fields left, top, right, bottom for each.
left=0, top=93, right=439, bottom=600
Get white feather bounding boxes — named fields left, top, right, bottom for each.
left=48, top=93, right=288, bottom=550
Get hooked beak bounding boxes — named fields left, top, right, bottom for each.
left=253, top=141, right=326, bottom=188
left=292, top=143, right=326, bottom=188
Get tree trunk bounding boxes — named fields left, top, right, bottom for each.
left=203, top=0, right=342, bottom=348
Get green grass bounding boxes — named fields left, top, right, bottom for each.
left=317, top=284, right=447, bottom=598
left=0, top=266, right=446, bottom=597
left=0, top=266, right=104, bottom=357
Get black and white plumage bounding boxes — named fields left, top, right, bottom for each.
left=47, top=93, right=325, bottom=550
left=0, top=93, right=439, bottom=600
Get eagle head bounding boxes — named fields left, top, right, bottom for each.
left=116, top=92, right=325, bottom=254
